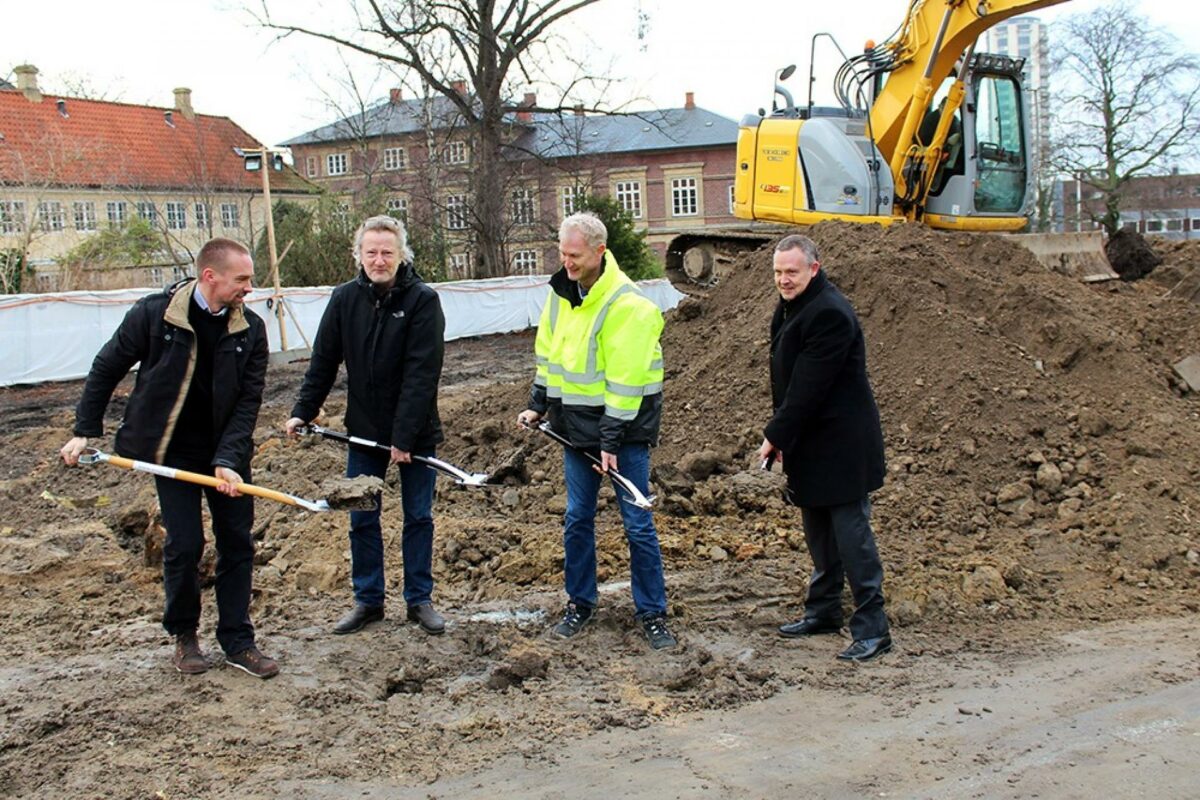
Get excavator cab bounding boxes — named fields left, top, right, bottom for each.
left=923, top=53, right=1031, bottom=230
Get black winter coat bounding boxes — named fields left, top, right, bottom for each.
left=764, top=270, right=885, bottom=507
left=292, top=265, right=445, bottom=452
left=73, top=280, right=269, bottom=472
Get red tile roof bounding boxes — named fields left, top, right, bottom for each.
left=0, top=90, right=313, bottom=193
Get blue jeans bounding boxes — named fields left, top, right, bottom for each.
left=562, top=443, right=667, bottom=617
left=346, top=446, right=436, bottom=608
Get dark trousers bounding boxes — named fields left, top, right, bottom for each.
left=345, top=446, right=437, bottom=608
left=155, top=470, right=256, bottom=656
left=800, top=496, right=889, bottom=641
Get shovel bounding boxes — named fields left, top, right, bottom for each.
left=297, top=425, right=491, bottom=487
left=77, top=448, right=379, bottom=512
left=521, top=420, right=656, bottom=510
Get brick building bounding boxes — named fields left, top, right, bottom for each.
left=282, top=88, right=738, bottom=277
left=0, top=64, right=314, bottom=292
left=1061, top=172, right=1200, bottom=239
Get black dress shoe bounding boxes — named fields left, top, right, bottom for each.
left=837, top=635, right=893, bottom=662
left=333, top=604, right=384, bottom=635
left=778, top=617, right=843, bottom=638
left=406, top=603, right=445, bottom=635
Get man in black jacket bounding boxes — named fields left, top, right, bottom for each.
left=757, top=234, right=892, bottom=662
left=60, top=238, right=278, bottom=678
left=286, top=215, right=446, bottom=636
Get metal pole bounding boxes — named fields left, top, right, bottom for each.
left=258, top=149, right=288, bottom=350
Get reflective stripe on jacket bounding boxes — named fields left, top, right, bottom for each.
left=530, top=251, right=664, bottom=451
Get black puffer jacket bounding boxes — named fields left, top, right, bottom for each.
left=292, top=265, right=445, bottom=452
left=73, top=280, right=269, bottom=472
left=764, top=270, right=885, bottom=507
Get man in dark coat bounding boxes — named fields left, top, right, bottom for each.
left=757, top=234, right=892, bottom=662
left=61, top=238, right=278, bottom=678
left=286, top=215, right=446, bottom=637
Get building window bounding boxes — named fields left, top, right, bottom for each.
left=728, top=184, right=736, bottom=214
left=1165, top=218, right=1184, bottom=232
left=512, top=249, right=538, bottom=275
left=383, top=147, right=407, bottom=171
left=194, top=202, right=210, bottom=230
left=1191, top=186, right=1200, bottom=198
left=72, top=202, right=97, bottom=232
left=615, top=181, right=642, bottom=218
left=166, top=201, right=187, bottom=230
left=38, top=202, right=66, bottom=232
left=448, top=252, right=470, bottom=278
left=1145, top=219, right=1164, bottom=232
left=150, top=267, right=164, bottom=286
left=107, top=201, right=127, bottom=227
left=327, top=153, right=348, bottom=176
left=1120, top=220, right=1138, bottom=232
left=561, top=185, right=585, bottom=218
left=386, top=197, right=408, bottom=222
left=443, top=141, right=467, bottom=164
left=220, top=202, right=240, bottom=229
left=306, top=156, right=317, bottom=177
left=36, top=273, right=58, bottom=292
left=173, top=265, right=191, bottom=281
left=136, top=202, right=157, bottom=224
left=1, top=201, right=26, bottom=234
left=671, top=177, right=698, bottom=216
left=446, top=194, right=469, bottom=230
left=511, top=188, right=536, bottom=225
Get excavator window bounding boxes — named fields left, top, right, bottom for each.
left=973, top=74, right=1027, bottom=213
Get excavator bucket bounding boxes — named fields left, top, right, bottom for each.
left=1008, top=232, right=1119, bottom=283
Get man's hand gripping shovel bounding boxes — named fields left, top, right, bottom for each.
left=296, top=425, right=490, bottom=487
left=520, top=420, right=656, bottom=510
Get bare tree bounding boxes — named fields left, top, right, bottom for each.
left=1051, top=3, right=1200, bottom=235
left=255, top=0, right=607, bottom=278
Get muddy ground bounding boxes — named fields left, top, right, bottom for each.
left=1, top=223, right=1198, bottom=798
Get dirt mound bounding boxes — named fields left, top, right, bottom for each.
left=1106, top=229, right=1163, bottom=280
left=1149, top=237, right=1200, bottom=302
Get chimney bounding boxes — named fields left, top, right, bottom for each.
left=173, top=87, right=194, bottom=120
left=56, top=98, right=69, bottom=118
left=451, top=79, right=467, bottom=96
left=14, top=64, right=42, bottom=103
left=517, top=91, right=535, bottom=123
left=390, top=87, right=403, bottom=104
left=685, top=91, right=695, bottom=110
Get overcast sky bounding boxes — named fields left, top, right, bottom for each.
left=4, top=0, right=1197, bottom=150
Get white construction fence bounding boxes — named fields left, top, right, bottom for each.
left=0, top=276, right=685, bottom=387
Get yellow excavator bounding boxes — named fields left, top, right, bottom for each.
left=668, top=0, right=1112, bottom=283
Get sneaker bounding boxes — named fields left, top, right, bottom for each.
left=172, top=631, right=208, bottom=675
left=226, top=646, right=280, bottom=679
left=551, top=602, right=594, bottom=639
left=640, top=613, right=678, bottom=651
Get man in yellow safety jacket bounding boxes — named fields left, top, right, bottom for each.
left=517, top=212, right=676, bottom=650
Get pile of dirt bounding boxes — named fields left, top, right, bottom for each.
left=1106, top=229, right=1163, bottom=280
left=1150, top=237, right=1200, bottom=303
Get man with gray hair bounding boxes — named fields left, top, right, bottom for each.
left=757, top=233, right=891, bottom=662
left=517, top=212, right=676, bottom=650
left=286, top=215, right=447, bottom=636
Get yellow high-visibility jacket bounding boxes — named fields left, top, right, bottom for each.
left=529, top=251, right=664, bottom=452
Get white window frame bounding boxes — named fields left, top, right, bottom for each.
left=671, top=176, right=698, bottom=216
left=38, top=201, right=66, bottom=231
left=106, top=201, right=126, bottom=227
left=1165, top=218, right=1184, bottom=232
left=728, top=184, right=736, bottom=215
left=383, top=147, right=407, bottom=171
left=306, top=156, right=317, bottom=177
left=136, top=201, right=157, bottom=223
left=327, top=153, right=348, bottom=176
left=220, top=202, right=240, bottom=229
left=511, top=249, right=538, bottom=275
left=448, top=252, right=470, bottom=278
left=614, top=180, right=642, bottom=219
left=1, top=201, right=27, bottom=234
left=561, top=185, right=585, bottom=218
left=386, top=197, right=408, bottom=221
left=194, top=202, right=210, bottom=230
left=446, top=194, right=469, bottom=230
left=443, top=141, right=467, bottom=165
left=511, top=188, right=536, bottom=225
left=1145, top=219, right=1164, bottom=232
left=73, top=201, right=97, bottom=232
left=166, top=201, right=187, bottom=231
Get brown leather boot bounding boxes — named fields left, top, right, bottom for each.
left=172, top=632, right=208, bottom=675
left=226, top=646, right=280, bottom=679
